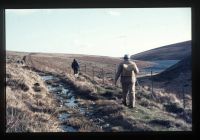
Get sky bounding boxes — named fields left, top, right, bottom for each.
left=6, top=8, right=191, bottom=57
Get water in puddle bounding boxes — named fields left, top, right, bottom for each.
left=58, top=113, right=77, bottom=132
left=39, top=73, right=87, bottom=132
left=61, top=125, right=77, bottom=132
left=64, top=96, right=76, bottom=107
left=58, top=113, right=70, bottom=122
left=41, top=75, right=54, bottom=81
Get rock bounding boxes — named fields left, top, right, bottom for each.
left=149, top=119, right=173, bottom=128
left=34, top=83, right=40, bottom=86
left=164, top=103, right=184, bottom=114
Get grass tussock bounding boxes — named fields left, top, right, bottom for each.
left=63, top=115, right=102, bottom=132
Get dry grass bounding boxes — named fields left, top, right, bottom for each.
left=6, top=51, right=192, bottom=132
left=6, top=62, right=61, bottom=132
left=64, top=116, right=102, bottom=132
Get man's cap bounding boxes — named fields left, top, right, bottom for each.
left=124, top=54, right=130, bottom=60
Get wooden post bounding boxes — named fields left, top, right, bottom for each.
left=102, top=68, right=104, bottom=84
left=114, top=64, right=117, bottom=86
left=85, top=64, right=86, bottom=74
left=114, top=64, right=117, bottom=77
left=92, top=66, right=94, bottom=81
left=151, top=69, right=154, bottom=99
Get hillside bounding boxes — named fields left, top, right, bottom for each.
left=6, top=51, right=192, bottom=132
left=131, top=41, right=191, bottom=61
left=154, top=55, right=191, bottom=81
left=153, top=55, right=192, bottom=95
left=138, top=55, right=191, bottom=97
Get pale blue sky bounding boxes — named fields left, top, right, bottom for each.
left=6, top=8, right=191, bottom=57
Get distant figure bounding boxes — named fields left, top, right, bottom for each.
left=115, top=54, right=139, bottom=108
left=71, top=59, right=80, bottom=77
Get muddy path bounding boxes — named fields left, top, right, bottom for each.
left=37, top=71, right=115, bottom=132
left=36, top=71, right=145, bottom=132
left=39, top=72, right=82, bottom=132
left=32, top=70, right=192, bottom=132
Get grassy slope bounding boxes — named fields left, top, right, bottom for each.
left=137, top=55, right=192, bottom=96
left=6, top=51, right=192, bottom=132
left=33, top=62, right=192, bottom=131
left=154, top=55, right=192, bottom=95
left=154, top=55, right=191, bottom=80
left=6, top=61, right=61, bottom=132
left=131, top=41, right=191, bottom=61
left=56, top=72, right=192, bottom=131
left=132, top=41, right=192, bottom=96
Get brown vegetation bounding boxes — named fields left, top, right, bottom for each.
left=6, top=51, right=192, bottom=132
left=6, top=62, right=61, bottom=132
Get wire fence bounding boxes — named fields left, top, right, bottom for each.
left=76, top=64, right=191, bottom=109
left=25, top=54, right=191, bottom=110
left=77, top=64, right=117, bottom=84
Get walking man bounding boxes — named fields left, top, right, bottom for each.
left=115, top=54, right=139, bottom=108
left=71, top=59, right=80, bottom=77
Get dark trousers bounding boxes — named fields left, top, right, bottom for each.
left=73, top=68, right=78, bottom=74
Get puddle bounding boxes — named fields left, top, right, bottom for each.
left=41, top=75, right=54, bottom=81
left=38, top=72, right=87, bottom=132
left=58, top=113, right=70, bottom=122
left=61, top=125, right=77, bottom=132
left=79, top=108, right=85, bottom=115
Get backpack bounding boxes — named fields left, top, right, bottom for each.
left=122, top=63, right=135, bottom=76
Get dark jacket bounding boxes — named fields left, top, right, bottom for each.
left=71, top=59, right=79, bottom=70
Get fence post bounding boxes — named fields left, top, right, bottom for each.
left=151, top=69, right=155, bottom=99
left=85, top=64, right=86, bottom=74
left=114, top=64, right=117, bottom=77
left=102, top=68, right=104, bottom=84
left=92, top=66, right=94, bottom=81
left=114, top=64, right=117, bottom=85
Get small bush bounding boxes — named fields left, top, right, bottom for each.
left=6, top=79, right=29, bottom=92
left=164, top=103, right=184, bottom=114
left=149, top=119, right=173, bottom=128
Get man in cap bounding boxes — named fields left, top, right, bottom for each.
left=114, top=54, right=139, bottom=108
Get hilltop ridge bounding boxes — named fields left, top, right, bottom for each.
left=131, top=41, right=191, bottom=61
